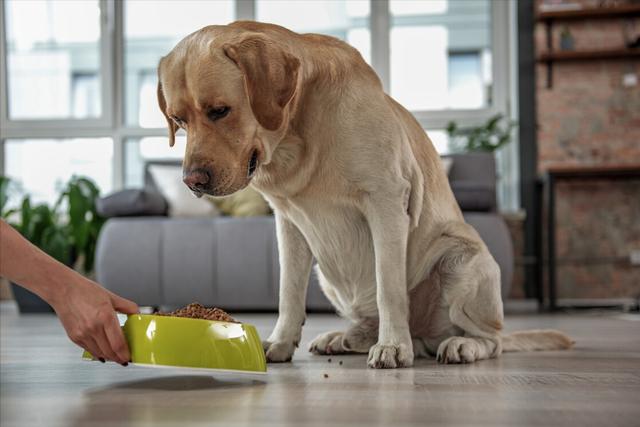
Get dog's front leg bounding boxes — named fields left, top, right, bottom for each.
left=263, top=213, right=313, bottom=362
left=362, top=190, right=414, bottom=368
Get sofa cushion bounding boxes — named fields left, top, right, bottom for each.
left=148, top=164, right=220, bottom=218
left=210, top=186, right=272, bottom=217
left=450, top=181, right=496, bottom=212
left=96, top=189, right=167, bottom=218
left=440, top=157, right=453, bottom=175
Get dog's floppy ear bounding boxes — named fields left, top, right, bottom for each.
left=223, top=36, right=300, bottom=131
left=156, top=79, right=177, bottom=147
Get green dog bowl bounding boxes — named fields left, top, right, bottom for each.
left=82, top=314, right=267, bottom=374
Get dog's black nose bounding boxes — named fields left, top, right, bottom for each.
left=183, top=168, right=212, bottom=192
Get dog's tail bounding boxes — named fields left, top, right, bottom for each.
left=501, top=329, right=574, bottom=353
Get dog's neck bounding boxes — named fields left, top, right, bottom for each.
left=251, top=39, right=383, bottom=199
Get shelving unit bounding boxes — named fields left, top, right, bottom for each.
left=535, top=5, right=640, bottom=88
left=536, top=4, right=640, bottom=21
left=541, top=163, right=640, bottom=311
left=538, top=48, right=640, bottom=62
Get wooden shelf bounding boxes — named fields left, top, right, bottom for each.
left=536, top=4, right=640, bottom=21
left=545, top=163, right=640, bottom=177
left=536, top=4, right=640, bottom=88
left=537, top=48, right=640, bottom=63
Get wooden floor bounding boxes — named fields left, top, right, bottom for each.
left=1, top=303, right=639, bottom=427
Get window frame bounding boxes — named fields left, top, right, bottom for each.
left=0, top=0, right=114, bottom=131
left=0, top=0, right=517, bottom=209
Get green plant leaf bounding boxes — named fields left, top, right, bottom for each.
left=445, top=114, right=518, bottom=153
left=0, top=176, right=10, bottom=217
left=19, top=198, right=32, bottom=237
left=9, top=175, right=104, bottom=273
left=41, top=226, right=69, bottom=264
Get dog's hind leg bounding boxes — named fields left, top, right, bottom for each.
left=418, top=222, right=504, bottom=364
left=308, top=318, right=378, bottom=355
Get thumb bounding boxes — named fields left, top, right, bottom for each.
left=109, top=293, right=139, bottom=314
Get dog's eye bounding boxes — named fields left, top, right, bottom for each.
left=170, top=116, right=186, bottom=128
left=207, top=106, right=231, bottom=122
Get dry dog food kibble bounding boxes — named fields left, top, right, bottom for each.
left=156, top=303, right=238, bottom=323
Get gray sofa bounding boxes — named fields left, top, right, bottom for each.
left=95, top=152, right=513, bottom=311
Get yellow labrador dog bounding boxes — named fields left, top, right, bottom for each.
left=158, top=21, right=572, bottom=368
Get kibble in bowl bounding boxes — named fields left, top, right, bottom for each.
left=155, top=303, right=238, bottom=323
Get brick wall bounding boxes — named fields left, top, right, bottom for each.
left=535, top=0, right=640, bottom=300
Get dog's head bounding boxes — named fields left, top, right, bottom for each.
left=157, top=27, right=300, bottom=197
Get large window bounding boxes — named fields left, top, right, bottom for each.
left=256, top=0, right=371, bottom=63
left=124, top=0, right=235, bottom=127
left=389, top=0, right=492, bottom=111
left=4, top=138, right=113, bottom=205
left=4, top=0, right=102, bottom=120
left=1, top=0, right=517, bottom=210
left=125, top=136, right=186, bottom=188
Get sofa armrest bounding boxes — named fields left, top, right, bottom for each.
left=96, top=189, right=168, bottom=218
left=463, top=213, right=514, bottom=299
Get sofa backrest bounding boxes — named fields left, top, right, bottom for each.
left=143, top=153, right=498, bottom=212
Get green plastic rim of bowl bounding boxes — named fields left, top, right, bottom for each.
left=82, top=314, right=267, bottom=374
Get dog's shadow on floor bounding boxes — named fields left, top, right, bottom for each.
left=67, top=376, right=266, bottom=427
left=88, top=375, right=266, bottom=392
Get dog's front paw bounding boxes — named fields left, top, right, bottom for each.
left=262, top=340, right=296, bottom=363
left=367, top=343, right=414, bottom=369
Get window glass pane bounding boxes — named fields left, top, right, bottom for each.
left=125, top=137, right=186, bottom=188
left=124, top=0, right=235, bottom=128
left=4, top=138, right=113, bottom=205
left=426, top=130, right=449, bottom=154
left=449, top=53, right=484, bottom=109
left=256, top=0, right=371, bottom=63
left=391, top=0, right=447, bottom=16
left=4, top=0, right=102, bottom=120
left=390, top=0, right=492, bottom=111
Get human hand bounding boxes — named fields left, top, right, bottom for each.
left=50, top=277, right=138, bottom=365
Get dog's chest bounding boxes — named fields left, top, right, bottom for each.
left=276, top=197, right=376, bottom=286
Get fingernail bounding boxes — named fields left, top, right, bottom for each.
left=99, top=358, right=105, bottom=363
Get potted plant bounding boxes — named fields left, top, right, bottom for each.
left=446, top=114, right=517, bottom=153
left=0, top=176, right=105, bottom=313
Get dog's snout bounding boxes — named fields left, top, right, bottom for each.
left=183, top=168, right=212, bottom=192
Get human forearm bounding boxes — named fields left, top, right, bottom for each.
left=0, top=220, right=74, bottom=304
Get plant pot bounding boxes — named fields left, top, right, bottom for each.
left=10, top=283, right=54, bottom=313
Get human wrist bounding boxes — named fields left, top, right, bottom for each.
left=37, top=261, right=76, bottom=307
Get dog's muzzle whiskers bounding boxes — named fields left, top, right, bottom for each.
left=247, top=149, right=259, bottom=178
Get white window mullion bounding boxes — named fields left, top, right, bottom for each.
left=0, top=1, right=7, bottom=176
left=491, top=0, right=510, bottom=118
left=370, top=0, right=390, bottom=92
left=413, top=108, right=501, bottom=130
left=100, top=0, right=115, bottom=131
left=237, top=0, right=256, bottom=20
left=0, top=1, right=8, bottom=140
left=498, top=0, right=520, bottom=212
left=0, top=140, right=4, bottom=178
left=112, top=0, right=125, bottom=190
